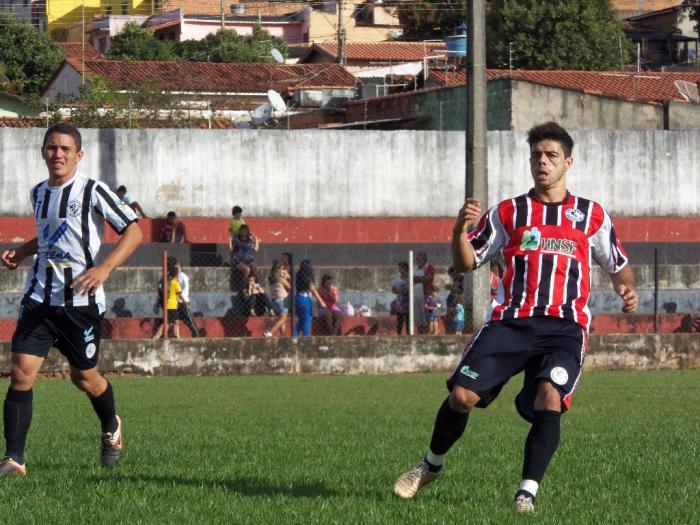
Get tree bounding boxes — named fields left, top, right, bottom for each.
left=398, top=0, right=466, bottom=40
left=682, top=1, right=699, bottom=35
left=487, top=0, right=634, bottom=70
left=107, top=23, right=177, bottom=61
left=0, top=11, right=62, bottom=94
left=175, top=27, right=288, bottom=63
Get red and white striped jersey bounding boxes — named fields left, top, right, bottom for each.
left=468, top=190, right=628, bottom=331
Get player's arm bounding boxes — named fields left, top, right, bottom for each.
left=1, top=237, right=39, bottom=270
left=72, top=222, right=143, bottom=295
left=451, top=198, right=482, bottom=273
left=609, top=265, right=638, bottom=313
left=130, top=201, right=147, bottom=218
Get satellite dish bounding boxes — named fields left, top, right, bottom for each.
left=270, top=48, right=284, bottom=64
left=267, top=89, right=287, bottom=114
left=251, top=102, right=273, bottom=125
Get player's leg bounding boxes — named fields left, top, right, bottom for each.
left=1, top=353, right=43, bottom=476
left=69, top=366, right=123, bottom=468
left=515, top=380, right=561, bottom=512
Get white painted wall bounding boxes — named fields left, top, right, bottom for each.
left=0, top=128, right=697, bottom=217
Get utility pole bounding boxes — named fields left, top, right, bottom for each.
left=465, top=0, right=489, bottom=332
left=337, top=0, right=346, bottom=65
left=220, top=0, right=225, bottom=30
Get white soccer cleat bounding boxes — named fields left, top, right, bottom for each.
left=0, top=457, right=27, bottom=477
left=101, top=415, right=123, bottom=468
left=393, top=459, right=439, bottom=499
left=514, top=493, right=535, bottom=512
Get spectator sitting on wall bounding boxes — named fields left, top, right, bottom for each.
left=317, top=274, right=342, bottom=335
left=230, top=224, right=259, bottom=280
left=228, top=205, right=246, bottom=240
left=111, top=297, right=132, bottom=318
left=243, top=273, right=271, bottom=317
left=115, top=185, right=147, bottom=218
left=159, top=211, right=187, bottom=243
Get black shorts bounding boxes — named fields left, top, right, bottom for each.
left=447, top=317, right=586, bottom=422
left=12, top=298, right=104, bottom=370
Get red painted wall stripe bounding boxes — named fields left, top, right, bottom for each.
left=0, top=217, right=697, bottom=244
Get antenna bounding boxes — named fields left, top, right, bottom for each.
left=251, top=102, right=273, bottom=126
left=270, top=48, right=284, bottom=64
left=267, top=89, right=287, bottom=115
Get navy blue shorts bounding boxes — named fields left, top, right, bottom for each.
left=12, top=298, right=103, bottom=370
left=447, top=317, right=586, bottom=422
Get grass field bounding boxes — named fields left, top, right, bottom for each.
left=0, top=370, right=698, bottom=524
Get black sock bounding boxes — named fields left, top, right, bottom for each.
left=4, top=388, right=33, bottom=464
left=522, top=410, right=561, bottom=482
left=89, top=382, right=118, bottom=433
left=428, top=397, right=469, bottom=466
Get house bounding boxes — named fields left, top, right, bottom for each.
left=290, top=69, right=700, bottom=131
left=141, top=6, right=310, bottom=49
left=0, top=0, right=45, bottom=31
left=610, top=0, right=682, bottom=19
left=41, top=58, right=357, bottom=122
left=623, top=5, right=700, bottom=69
left=298, top=41, right=447, bottom=70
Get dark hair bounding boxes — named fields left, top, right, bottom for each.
left=232, top=205, right=243, bottom=215
left=167, top=265, right=178, bottom=279
left=398, top=261, right=409, bottom=271
left=166, top=255, right=178, bottom=269
left=269, top=259, right=282, bottom=286
left=296, top=259, right=314, bottom=292
left=166, top=211, right=176, bottom=219
left=321, top=274, right=333, bottom=287
left=117, top=185, right=127, bottom=193
left=527, top=121, right=574, bottom=158
left=417, top=252, right=428, bottom=260
left=43, top=122, right=82, bottom=151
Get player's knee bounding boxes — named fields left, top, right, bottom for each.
left=534, top=380, right=562, bottom=412
left=449, top=387, right=479, bottom=413
left=10, top=362, right=34, bottom=387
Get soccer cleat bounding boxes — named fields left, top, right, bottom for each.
left=514, top=492, right=535, bottom=513
left=0, top=457, right=27, bottom=477
left=101, top=415, right=123, bottom=468
left=393, top=459, right=439, bottom=499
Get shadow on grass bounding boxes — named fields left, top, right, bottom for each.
left=88, top=472, right=338, bottom=498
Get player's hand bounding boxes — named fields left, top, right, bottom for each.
left=453, top=198, right=482, bottom=235
left=616, top=285, right=638, bottom=313
left=1, top=250, right=22, bottom=270
left=71, top=266, right=111, bottom=296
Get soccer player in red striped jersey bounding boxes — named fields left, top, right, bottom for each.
left=393, top=122, right=638, bottom=512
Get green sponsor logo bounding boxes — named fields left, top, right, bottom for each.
left=460, top=365, right=479, bottom=380
left=520, top=227, right=541, bottom=251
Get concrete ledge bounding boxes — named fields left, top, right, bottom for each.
left=0, top=334, right=697, bottom=376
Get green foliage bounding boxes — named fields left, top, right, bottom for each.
left=106, top=23, right=177, bottom=61
left=53, top=79, right=186, bottom=128
left=487, top=0, right=634, bottom=70
left=0, top=11, right=62, bottom=94
left=175, top=27, right=288, bottom=63
left=398, top=0, right=466, bottom=39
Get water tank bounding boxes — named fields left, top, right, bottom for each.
left=445, top=35, right=467, bottom=57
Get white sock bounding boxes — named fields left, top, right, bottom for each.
left=519, top=479, right=539, bottom=497
left=426, top=450, right=446, bottom=467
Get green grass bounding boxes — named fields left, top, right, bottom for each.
left=0, top=370, right=698, bottom=524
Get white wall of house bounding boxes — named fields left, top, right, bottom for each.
left=0, top=129, right=697, bottom=217
left=42, top=64, right=84, bottom=102
left=180, top=20, right=305, bottom=44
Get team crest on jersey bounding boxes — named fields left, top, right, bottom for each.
left=550, top=367, right=568, bottom=386
left=68, top=199, right=82, bottom=217
left=565, top=208, right=585, bottom=223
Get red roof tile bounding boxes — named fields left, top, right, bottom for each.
left=58, top=42, right=103, bottom=61
left=426, top=69, right=700, bottom=103
left=304, top=42, right=447, bottom=62
left=0, top=118, right=44, bottom=128
left=62, top=60, right=356, bottom=92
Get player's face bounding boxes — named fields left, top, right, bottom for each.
left=529, top=139, right=572, bottom=193
left=42, top=133, right=83, bottom=184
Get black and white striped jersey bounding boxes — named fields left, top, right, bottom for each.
left=23, top=173, right=138, bottom=312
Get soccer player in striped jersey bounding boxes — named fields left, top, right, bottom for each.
left=0, top=123, right=142, bottom=476
left=393, top=122, right=638, bottom=512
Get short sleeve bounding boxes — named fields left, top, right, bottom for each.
left=467, top=206, right=508, bottom=269
left=590, top=209, right=629, bottom=274
left=92, top=182, right=138, bottom=234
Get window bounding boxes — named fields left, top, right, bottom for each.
left=121, top=1, right=128, bottom=15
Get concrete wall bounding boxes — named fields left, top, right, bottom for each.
left=0, top=333, right=696, bottom=375
left=1, top=128, right=698, bottom=218
left=668, top=101, right=700, bottom=130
